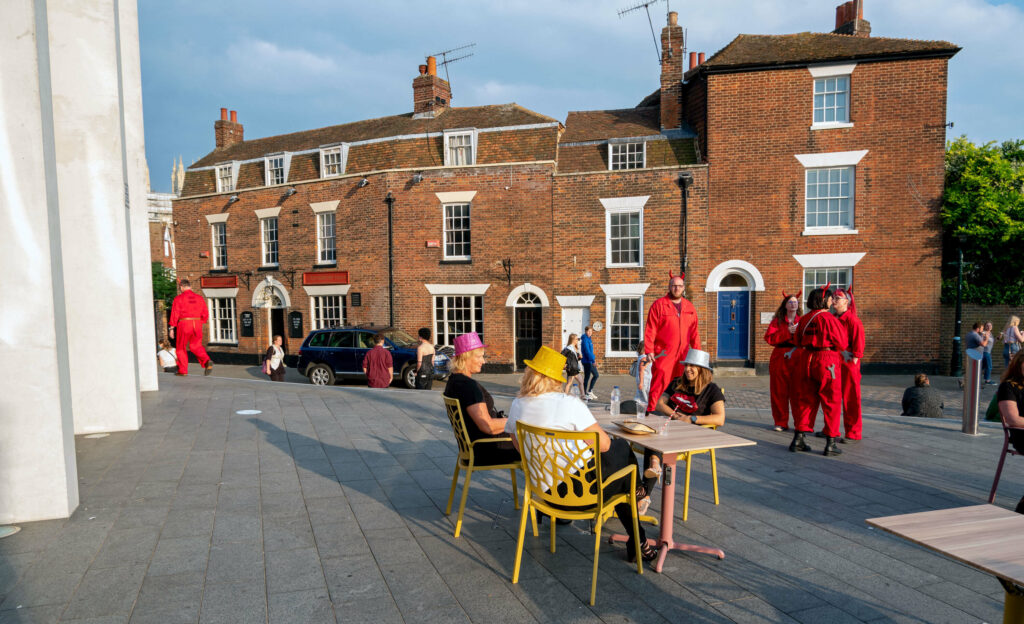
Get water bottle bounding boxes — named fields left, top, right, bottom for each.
left=570, top=384, right=581, bottom=401
left=610, top=386, right=621, bottom=417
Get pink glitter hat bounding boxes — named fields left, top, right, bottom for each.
left=453, top=332, right=488, bottom=356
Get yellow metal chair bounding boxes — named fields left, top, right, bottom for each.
left=443, top=396, right=521, bottom=538
left=677, top=424, right=719, bottom=522
left=511, top=421, right=643, bottom=605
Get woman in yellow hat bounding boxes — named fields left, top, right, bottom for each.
left=504, top=345, right=658, bottom=563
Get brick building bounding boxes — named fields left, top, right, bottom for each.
left=173, top=3, right=958, bottom=376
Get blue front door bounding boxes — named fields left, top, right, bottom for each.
left=717, top=291, right=749, bottom=360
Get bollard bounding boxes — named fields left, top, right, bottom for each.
left=962, top=348, right=983, bottom=435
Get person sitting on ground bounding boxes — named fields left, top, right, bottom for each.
left=157, top=339, right=178, bottom=373
left=505, top=345, right=657, bottom=562
left=642, top=349, right=725, bottom=513
left=443, top=332, right=520, bottom=466
left=996, top=349, right=1024, bottom=514
left=901, top=373, right=944, bottom=419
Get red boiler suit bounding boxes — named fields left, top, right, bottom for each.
left=838, top=310, right=865, bottom=440
left=643, top=295, right=700, bottom=412
left=169, top=289, right=211, bottom=375
left=793, top=310, right=848, bottom=438
left=764, top=314, right=801, bottom=429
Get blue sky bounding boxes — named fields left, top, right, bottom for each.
left=139, top=0, right=1024, bottom=192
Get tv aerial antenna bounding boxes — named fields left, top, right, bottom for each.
left=427, top=43, right=476, bottom=86
left=617, top=0, right=672, bottom=64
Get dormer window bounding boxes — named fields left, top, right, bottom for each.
left=216, top=163, right=235, bottom=193
left=609, top=142, right=645, bottom=170
left=320, top=145, right=348, bottom=178
left=443, top=129, right=477, bottom=167
left=264, top=153, right=290, bottom=186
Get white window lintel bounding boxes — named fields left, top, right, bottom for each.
left=555, top=295, right=596, bottom=307
left=255, top=207, right=281, bottom=219
left=600, top=283, right=650, bottom=296
left=436, top=191, right=477, bottom=204
left=793, top=252, right=866, bottom=268
left=808, top=62, right=857, bottom=78
left=205, top=213, right=229, bottom=224
left=303, top=284, right=351, bottom=297
left=201, top=287, right=238, bottom=298
left=795, top=150, right=868, bottom=168
left=425, top=283, right=490, bottom=296
left=310, top=200, right=340, bottom=214
left=599, top=195, right=650, bottom=211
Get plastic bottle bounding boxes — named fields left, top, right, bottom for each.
left=610, top=386, right=621, bottom=417
left=570, top=384, right=582, bottom=401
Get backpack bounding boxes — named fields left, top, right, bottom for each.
left=561, top=347, right=581, bottom=376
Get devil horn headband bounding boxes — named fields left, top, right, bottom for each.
left=668, top=270, right=686, bottom=281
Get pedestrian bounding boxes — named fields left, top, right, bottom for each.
left=415, top=327, right=435, bottom=390
left=263, top=335, right=286, bottom=382
left=632, top=341, right=652, bottom=411
left=982, top=321, right=996, bottom=384
left=643, top=272, right=701, bottom=416
left=168, top=279, right=213, bottom=376
left=157, top=339, right=178, bottom=373
left=901, top=374, right=944, bottom=418
left=789, top=283, right=848, bottom=457
left=831, top=287, right=864, bottom=443
left=581, top=326, right=599, bottom=400
left=764, top=291, right=801, bottom=431
left=994, top=349, right=1024, bottom=514
left=965, top=321, right=985, bottom=352
left=561, top=333, right=585, bottom=396
left=999, top=316, right=1023, bottom=368
left=361, top=333, right=393, bottom=388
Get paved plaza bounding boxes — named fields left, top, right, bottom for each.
left=0, top=371, right=1020, bottom=623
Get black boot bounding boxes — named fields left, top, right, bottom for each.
left=789, top=432, right=811, bottom=453
left=823, top=436, right=843, bottom=457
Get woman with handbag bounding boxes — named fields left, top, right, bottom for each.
left=1000, top=316, right=1023, bottom=368
left=561, top=333, right=585, bottom=397
left=264, top=335, right=286, bottom=382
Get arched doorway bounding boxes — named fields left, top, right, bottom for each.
left=506, top=284, right=550, bottom=369
left=716, top=274, right=751, bottom=360
left=252, top=277, right=291, bottom=351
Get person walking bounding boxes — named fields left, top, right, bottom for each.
left=264, top=335, right=286, bottom=382
left=581, top=326, right=599, bottom=400
left=995, top=349, right=1024, bottom=514
left=832, top=288, right=864, bottom=443
left=168, top=279, right=213, bottom=376
left=561, top=333, right=585, bottom=396
left=643, top=272, right=701, bottom=416
left=982, top=321, right=995, bottom=384
left=361, top=333, right=393, bottom=388
left=1000, top=316, right=1023, bottom=368
left=414, top=327, right=435, bottom=390
left=764, top=291, right=801, bottom=431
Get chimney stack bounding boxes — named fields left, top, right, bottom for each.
left=215, top=108, right=244, bottom=149
left=660, top=11, right=684, bottom=131
left=412, top=56, right=452, bottom=116
left=832, top=0, right=871, bottom=37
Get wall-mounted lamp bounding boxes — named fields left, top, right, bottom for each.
left=283, top=187, right=296, bottom=197
left=228, top=195, right=239, bottom=203
left=411, top=173, right=424, bottom=184
left=358, top=178, right=369, bottom=188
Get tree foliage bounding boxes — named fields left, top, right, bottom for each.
left=941, top=136, right=1024, bottom=305
left=151, top=262, right=177, bottom=307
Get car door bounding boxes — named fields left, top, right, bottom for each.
left=353, top=332, right=376, bottom=376
left=327, top=331, right=358, bottom=374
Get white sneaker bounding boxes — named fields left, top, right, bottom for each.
left=586, top=392, right=597, bottom=400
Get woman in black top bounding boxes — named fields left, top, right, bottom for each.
left=443, top=332, right=520, bottom=466
left=415, top=327, right=435, bottom=390
left=997, top=349, right=1024, bottom=513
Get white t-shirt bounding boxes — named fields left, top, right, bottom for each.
left=157, top=349, right=176, bottom=368
left=506, top=392, right=597, bottom=490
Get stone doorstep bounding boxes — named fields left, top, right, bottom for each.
left=714, top=367, right=757, bottom=377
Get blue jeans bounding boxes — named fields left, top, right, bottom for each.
left=982, top=351, right=992, bottom=382
left=583, top=362, right=599, bottom=393
left=1005, top=343, right=1020, bottom=368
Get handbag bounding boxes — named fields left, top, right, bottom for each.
left=628, top=358, right=640, bottom=379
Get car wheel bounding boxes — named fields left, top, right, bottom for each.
left=308, top=364, right=334, bottom=386
left=403, top=365, right=416, bottom=389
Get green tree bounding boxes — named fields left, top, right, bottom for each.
left=941, top=136, right=1024, bottom=305
left=151, top=262, right=177, bottom=307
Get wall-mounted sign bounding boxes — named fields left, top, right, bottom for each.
left=425, top=240, right=440, bottom=248
left=240, top=311, right=254, bottom=337
left=288, top=311, right=303, bottom=338
left=760, top=312, right=774, bottom=325
left=302, top=270, right=349, bottom=286
left=201, top=275, right=238, bottom=289
left=199, top=251, right=209, bottom=258
left=351, top=292, right=361, bottom=307
left=592, top=321, right=603, bottom=331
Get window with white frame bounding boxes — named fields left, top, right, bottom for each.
left=317, top=212, right=336, bottom=263
left=208, top=298, right=237, bottom=343
left=261, top=217, right=278, bottom=266
left=805, top=167, right=853, bottom=229
left=607, top=210, right=642, bottom=266
left=813, top=76, right=849, bottom=124
left=211, top=222, right=227, bottom=269
left=609, top=142, right=645, bottom=170
left=311, top=295, right=346, bottom=329
left=320, top=146, right=346, bottom=178
left=443, top=203, right=471, bottom=260
left=802, top=267, right=851, bottom=302
left=434, top=295, right=483, bottom=347
left=608, top=297, right=643, bottom=355
left=216, top=164, right=234, bottom=193
left=265, top=155, right=285, bottom=185
left=444, top=130, right=476, bottom=166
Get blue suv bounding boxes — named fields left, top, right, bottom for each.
left=297, top=327, right=448, bottom=388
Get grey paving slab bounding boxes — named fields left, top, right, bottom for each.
left=205, top=542, right=264, bottom=583
left=199, top=582, right=267, bottom=624
left=267, top=588, right=336, bottom=624
left=265, top=548, right=327, bottom=594
left=61, top=564, right=147, bottom=620
left=146, top=536, right=211, bottom=576
left=127, top=573, right=203, bottom=624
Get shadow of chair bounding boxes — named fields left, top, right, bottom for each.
left=988, top=424, right=1023, bottom=503
left=442, top=396, right=521, bottom=538
left=511, top=421, right=643, bottom=606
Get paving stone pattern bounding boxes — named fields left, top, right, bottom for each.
left=0, top=374, right=1020, bottom=623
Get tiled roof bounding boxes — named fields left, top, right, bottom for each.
left=689, top=33, right=959, bottom=76
left=190, top=103, right=558, bottom=168
left=561, top=107, right=661, bottom=143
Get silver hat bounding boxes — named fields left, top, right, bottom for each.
left=680, top=348, right=712, bottom=370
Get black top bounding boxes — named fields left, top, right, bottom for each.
left=444, top=373, right=501, bottom=441
left=901, top=386, right=944, bottom=418
left=662, top=380, right=725, bottom=416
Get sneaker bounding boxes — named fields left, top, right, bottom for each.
left=772, top=425, right=787, bottom=432
left=586, top=392, right=597, bottom=400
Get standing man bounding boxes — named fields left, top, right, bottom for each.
left=581, top=326, right=598, bottom=400
left=643, top=272, right=701, bottom=415
left=169, top=279, right=213, bottom=376
left=832, top=288, right=864, bottom=443
left=362, top=333, right=393, bottom=388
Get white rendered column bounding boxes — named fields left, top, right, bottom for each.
left=0, top=0, right=79, bottom=521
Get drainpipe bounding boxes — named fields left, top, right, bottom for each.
left=385, top=191, right=395, bottom=327
left=678, top=171, right=693, bottom=279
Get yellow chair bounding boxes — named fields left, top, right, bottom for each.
left=443, top=397, right=521, bottom=538
left=677, top=424, right=719, bottom=522
left=511, top=421, right=643, bottom=605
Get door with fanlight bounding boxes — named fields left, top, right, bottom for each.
left=716, top=274, right=750, bottom=361
left=514, top=292, right=543, bottom=369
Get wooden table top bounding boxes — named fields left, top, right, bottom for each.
left=590, top=410, right=756, bottom=455
left=866, top=504, right=1024, bottom=586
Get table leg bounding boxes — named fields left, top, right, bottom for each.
left=999, top=579, right=1024, bottom=624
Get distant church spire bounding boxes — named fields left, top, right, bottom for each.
left=171, top=155, right=185, bottom=196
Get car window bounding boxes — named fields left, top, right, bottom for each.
left=328, top=332, right=355, bottom=348
left=358, top=333, right=376, bottom=349
left=308, top=332, right=328, bottom=348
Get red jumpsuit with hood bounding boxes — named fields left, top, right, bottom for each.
left=792, top=298, right=848, bottom=437
left=835, top=288, right=865, bottom=440
left=764, top=297, right=801, bottom=429
left=169, top=289, right=212, bottom=375
left=643, top=274, right=701, bottom=413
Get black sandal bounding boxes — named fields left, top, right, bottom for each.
left=628, top=540, right=659, bottom=563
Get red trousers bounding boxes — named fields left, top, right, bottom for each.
left=175, top=319, right=210, bottom=374
left=842, top=359, right=862, bottom=439
left=647, top=357, right=682, bottom=413
left=793, top=350, right=843, bottom=437
left=768, top=347, right=798, bottom=428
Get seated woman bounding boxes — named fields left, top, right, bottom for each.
left=505, top=345, right=657, bottom=562
left=643, top=349, right=725, bottom=511
left=901, top=373, right=944, bottom=418
left=443, top=332, right=520, bottom=466
left=996, top=349, right=1024, bottom=514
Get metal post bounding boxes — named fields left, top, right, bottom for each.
left=950, top=246, right=964, bottom=377
left=962, top=348, right=982, bottom=435
left=385, top=191, right=394, bottom=328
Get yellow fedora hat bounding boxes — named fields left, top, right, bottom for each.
left=524, top=345, right=567, bottom=383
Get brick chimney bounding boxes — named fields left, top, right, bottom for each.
left=214, top=108, right=244, bottom=149
left=412, top=57, right=452, bottom=116
left=832, top=0, right=871, bottom=37
left=660, top=11, right=684, bottom=131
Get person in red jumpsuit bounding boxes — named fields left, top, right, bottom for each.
left=833, top=287, right=864, bottom=442
left=169, top=279, right=213, bottom=376
left=643, top=272, right=701, bottom=415
left=763, top=291, right=801, bottom=431
left=788, top=283, right=848, bottom=456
